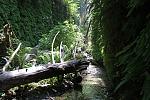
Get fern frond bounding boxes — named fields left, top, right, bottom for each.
left=142, top=73, right=150, bottom=100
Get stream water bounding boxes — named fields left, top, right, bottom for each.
left=42, top=64, right=109, bottom=100
left=16, top=64, right=109, bottom=100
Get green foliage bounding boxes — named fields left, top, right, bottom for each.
left=113, top=0, right=150, bottom=99
left=38, top=18, right=85, bottom=61
left=58, top=45, right=73, bottom=61
left=36, top=48, right=61, bottom=64
left=91, top=0, right=104, bottom=62
left=11, top=46, right=33, bottom=69
left=0, top=0, right=69, bottom=46
left=142, top=74, right=150, bottom=100
left=92, top=0, right=150, bottom=99
left=36, top=51, right=52, bottom=64
left=39, top=21, right=81, bottom=50
left=64, top=0, right=79, bottom=17
left=116, top=21, right=150, bottom=100
left=38, top=77, right=57, bottom=85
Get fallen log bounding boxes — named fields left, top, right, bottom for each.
left=0, top=60, right=89, bottom=90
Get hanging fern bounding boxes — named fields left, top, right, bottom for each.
left=142, top=73, right=150, bottom=100
left=115, top=8, right=150, bottom=100
left=91, top=0, right=104, bottom=61
left=92, top=0, right=150, bottom=99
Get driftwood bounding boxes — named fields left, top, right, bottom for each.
left=0, top=60, right=89, bottom=90
left=3, top=43, right=22, bottom=71
left=52, top=31, right=60, bottom=64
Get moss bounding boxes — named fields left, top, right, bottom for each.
left=0, top=0, right=69, bottom=46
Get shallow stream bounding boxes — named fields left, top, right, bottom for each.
left=38, top=64, right=109, bottom=100
left=14, top=64, right=109, bottom=100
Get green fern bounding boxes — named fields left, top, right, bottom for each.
left=115, top=21, right=150, bottom=100
left=142, top=73, right=150, bottom=100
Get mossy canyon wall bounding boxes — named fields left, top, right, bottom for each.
left=0, top=0, right=69, bottom=46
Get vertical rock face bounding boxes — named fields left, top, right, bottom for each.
left=0, top=0, right=69, bottom=46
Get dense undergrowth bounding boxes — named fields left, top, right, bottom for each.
left=0, top=0, right=84, bottom=69
left=0, top=0, right=88, bottom=98
left=2, top=0, right=149, bottom=99
left=0, top=0, right=69, bottom=46
left=91, top=0, right=150, bottom=100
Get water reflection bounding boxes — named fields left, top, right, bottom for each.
left=53, top=64, right=108, bottom=100
left=20, top=64, right=108, bottom=100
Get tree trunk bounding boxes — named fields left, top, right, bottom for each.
left=0, top=60, right=89, bottom=90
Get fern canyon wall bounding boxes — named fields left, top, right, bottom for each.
left=92, top=0, right=150, bottom=100
left=0, top=0, right=69, bottom=46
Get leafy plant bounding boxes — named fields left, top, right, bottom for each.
left=64, top=0, right=79, bottom=18
left=92, top=0, right=150, bottom=99
left=39, top=21, right=81, bottom=50
left=115, top=21, right=150, bottom=100
left=91, top=0, right=104, bottom=62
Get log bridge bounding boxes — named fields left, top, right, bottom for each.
left=0, top=60, right=89, bottom=90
